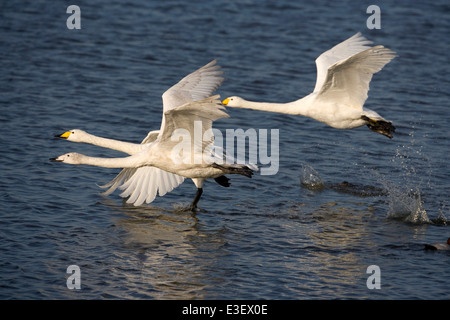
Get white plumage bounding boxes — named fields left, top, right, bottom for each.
left=223, top=33, right=397, bottom=138
left=52, top=61, right=254, bottom=208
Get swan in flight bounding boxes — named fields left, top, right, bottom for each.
left=51, top=60, right=254, bottom=209
left=222, top=33, right=397, bottom=138
left=51, top=95, right=254, bottom=209
left=55, top=60, right=224, bottom=207
left=56, top=128, right=186, bottom=206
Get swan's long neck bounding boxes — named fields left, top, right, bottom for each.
left=82, top=134, right=144, bottom=155
left=236, top=95, right=316, bottom=117
left=77, top=153, right=147, bottom=168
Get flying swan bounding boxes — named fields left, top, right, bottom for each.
left=222, top=33, right=397, bottom=138
left=51, top=96, right=253, bottom=209
left=53, top=60, right=222, bottom=207
left=51, top=61, right=254, bottom=209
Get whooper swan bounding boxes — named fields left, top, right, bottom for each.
left=54, top=60, right=224, bottom=207
left=223, top=33, right=397, bottom=138
left=51, top=96, right=254, bottom=209
left=51, top=61, right=253, bottom=209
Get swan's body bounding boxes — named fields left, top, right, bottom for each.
left=223, top=33, right=396, bottom=138
left=52, top=61, right=254, bottom=208
left=424, top=238, right=450, bottom=251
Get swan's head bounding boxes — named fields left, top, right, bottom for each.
left=55, top=129, right=88, bottom=142
left=222, top=96, right=245, bottom=107
left=49, top=152, right=83, bottom=164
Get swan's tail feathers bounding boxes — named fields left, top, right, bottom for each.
left=210, top=146, right=259, bottom=172
left=214, top=175, right=231, bottom=187
left=211, top=163, right=254, bottom=178
left=361, top=115, right=396, bottom=139
left=99, top=167, right=185, bottom=206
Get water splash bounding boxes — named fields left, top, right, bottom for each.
left=385, top=183, right=430, bottom=224
left=369, top=160, right=431, bottom=224
left=300, top=164, right=325, bottom=191
left=433, top=202, right=448, bottom=225
left=374, top=129, right=435, bottom=224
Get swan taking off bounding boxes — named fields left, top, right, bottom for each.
left=51, top=96, right=254, bottom=209
left=222, top=33, right=397, bottom=138
left=51, top=61, right=254, bottom=209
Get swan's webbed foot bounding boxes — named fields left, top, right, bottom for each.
left=361, top=116, right=395, bottom=139
left=214, top=175, right=230, bottom=187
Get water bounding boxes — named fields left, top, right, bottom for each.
left=1, top=0, right=449, bottom=300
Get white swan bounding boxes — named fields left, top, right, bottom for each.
left=222, top=33, right=397, bottom=138
left=55, top=60, right=226, bottom=207
left=56, top=128, right=186, bottom=206
left=52, top=61, right=253, bottom=208
left=51, top=95, right=254, bottom=209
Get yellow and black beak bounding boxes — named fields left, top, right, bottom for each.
left=222, top=98, right=230, bottom=105
left=55, top=131, right=71, bottom=139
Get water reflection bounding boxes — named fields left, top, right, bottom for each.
left=101, top=199, right=227, bottom=299
left=300, top=202, right=373, bottom=298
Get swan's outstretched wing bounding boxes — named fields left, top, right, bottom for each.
left=99, top=166, right=185, bottom=206
left=313, top=33, right=374, bottom=93
left=118, top=167, right=185, bottom=206
left=315, top=41, right=396, bottom=109
left=158, top=95, right=229, bottom=160
left=158, top=60, right=224, bottom=137
left=162, top=59, right=224, bottom=112
left=98, top=128, right=186, bottom=205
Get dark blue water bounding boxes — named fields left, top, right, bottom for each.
left=1, top=0, right=449, bottom=299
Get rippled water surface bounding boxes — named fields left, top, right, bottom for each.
left=1, top=0, right=449, bottom=299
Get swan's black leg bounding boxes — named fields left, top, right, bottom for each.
left=190, top=188, right=203, bottom=210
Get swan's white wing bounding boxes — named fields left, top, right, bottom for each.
left=100, top=166, right=185, bottom=206
left=99, top=168, right=137, bottom=195
left=98, top=128, right=186, bottom=206
left=158, top=60, right=224, bottom=139
left=315, top=45, right=396, bottom=109
left=313, top=33, right=373, bottom=93
left=141, top=130, right=159, bottom=144
left=119, top=167, right=185, bottom=206
left=158, top=95, right=229, bottom=159
left=161, top=59, right=224, bottom=112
